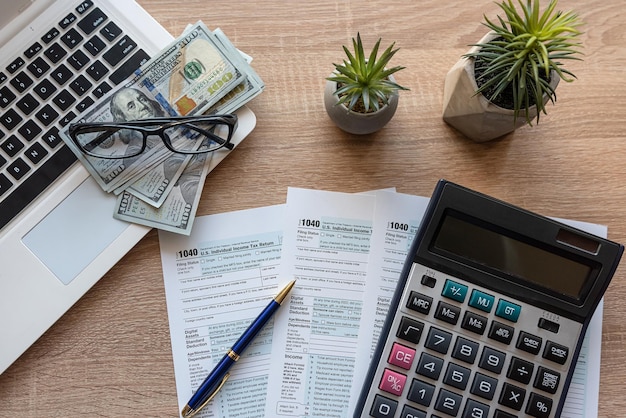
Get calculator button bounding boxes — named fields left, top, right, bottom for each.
left=516, top=331, right=542, bottom=355
left=434, top=388, right=463, bottom=416
left=470, top=372, right=498, bottom=400
left=507, top=356, right=534, bottom=384
left=479, top=346, right=506, bottom=374
left=434, top=301, right=461, bottom=325
left=397, top=316, right=424, bottom=345
left=543, top=340, right=569, bottom=365
left=370, top=394, right=398, bottom=418
left=416, top=352, right=444, bottom=380
left=425, top=327, right=452, bottom=354
left=538, top=317, right=560, bottom=333
left=461, top=311, right=488, bottom=335
left=400, top=405, right=426, bottom=418
left=388, top=342, right=416, bottom=370
left=452, top=336, right=479, bottom=364
left=379, top=368, right=407, bottom=396
left=462, top=399, right=490, bottom=418
left=534, top=366, right=560, bottom=394
left=468, top=289, right=495, bottom=312
left=407, top=378, right=435, bottom=407
left=488, top=320, right=514, bottom=345
left=443, top=362, right=471, bottom=390
left=493, top=409, right=517, bottom=418
left=406, top=291, right=433, bottom=315
left=442, top=279, right=468, bottom=302
left=498, top=382, right=526, bottom=411
left=421, top=274, right=436, bottom=288
left=495, top=299, right=521, bottom=322
left=525, top=392, right=553, bottom=418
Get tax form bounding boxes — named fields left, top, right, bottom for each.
left=159, top=205, right=285, bottom=418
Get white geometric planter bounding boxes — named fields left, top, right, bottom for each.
left=442, top=32, right=560, bottom=142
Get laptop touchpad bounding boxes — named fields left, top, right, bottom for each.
left=22, top=177, right=129, bottom=285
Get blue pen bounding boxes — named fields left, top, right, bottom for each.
left=181, top=279, right=296, bottom=418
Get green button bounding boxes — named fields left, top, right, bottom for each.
left=495, top=299, right=521, bottom=322
left=469, top=290, right=495, bottom=313
left=442, top=279, right=468, bottom=303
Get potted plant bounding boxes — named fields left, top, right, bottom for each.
left=442, top=0, right=583, bottom=142
left=324, top=33, right=409, bottom=135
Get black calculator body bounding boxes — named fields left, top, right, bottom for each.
left=354, top=180, right=623, bottom=418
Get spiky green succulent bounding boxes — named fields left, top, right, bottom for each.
left=466, top=0, right=583, bottom=124
left=327, top=33, right=409, bottom=113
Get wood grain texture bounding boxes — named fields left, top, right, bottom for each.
left=1, top=1, right=626, bottom=416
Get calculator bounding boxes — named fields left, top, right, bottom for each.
left=353, top=180, right=623, bottom=418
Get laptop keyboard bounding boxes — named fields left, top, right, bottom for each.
left=0, top=0, right=151, bottom=231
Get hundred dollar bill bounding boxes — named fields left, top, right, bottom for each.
left=113, top=150, right=215, bottom=235
left=135, top=21, right=246, bottom=116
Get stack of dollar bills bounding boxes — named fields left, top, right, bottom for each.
left=60, top=22, right=264, bottom=235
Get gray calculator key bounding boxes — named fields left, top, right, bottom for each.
left=488, top=320, right=514, bottom=344
left=396, top=316, right=424, bottom=345
left=370, top=394, right=397, bottom=418
left=534, top=366, right=560, bottom=394
left=478, top=346, right=506, bottom=374
left=401, top=405, right=426, bottom=418
left=407, top=378, right=435, bottom=407
left=425, top=327, right=452, bottom=354
left=443, top=362, right=471, bottom=390
left=462, top=399, right=490, bottom=418
left=434, top=388, right=463, bottom=416
left=517, top=331, right=542, bottom=355
left=470, top=372, right=498, bottom=400
left=507, top=356, right=534, bottom=384
left=499, top=382, right=526, bottom=411
left=416, top=352, right=444, bottom=380
left=452, top=336, right=479, bottom=364
left=434, top=300, right=461, bottom=325
left=407, top=291, right=433, bottom=314
left=525, top=392, right=553, bottom=418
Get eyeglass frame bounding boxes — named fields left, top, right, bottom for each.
left=67, top=114, right=238, bottom=159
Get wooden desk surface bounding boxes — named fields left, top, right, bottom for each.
left=2, top=0, right=625, bottom=416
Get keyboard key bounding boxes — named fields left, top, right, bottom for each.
left=50, top=64, right=73, bottom=86
left=388, top=343, right=416, bottom=370
left=27, top=57, right=51, bottom=79
left=42, top=27, right=60, bottom=44
left=10, top=71, right=34, bottom=93
left=68, top=49, right=90, bottom=70
left=109, top=49, right=149, bottom=84
left=33, top=79, right=57, bottom=100
left=488, top=320, right=514, bottom=345
left=516, top=331, right=542, bottom=355
left=434, top=388, right=463, bottom=416
left=25, top=142, right=49, bottom=165
left=478, top=346, right=506, bottom=374
left=1, top=135, right=24, bottom=157
left=17, top=120, right=42, bottom=142
left=6, top=57, right=25, bottom=74
left=61, top=28, right=84, bottom=49
left=86, top=60, right=108, bottom=81
left=534, top=366, right=560, bottom=394
left=400, top=405, right=426, bottom=418
left=543, top=341, right=568, bottom=365
left=451, top=336, right=479, bottom=364
left=434, top=300, right=460, bottom=325
left=0, top=173, right=12, bottom=198
left=60, top=111, right=77, bottom=127
left=1, top=109, right=23, bottom=130
left=494, top=409, right=517, bottom=418
left=424, top=327, right=452, bottom=354
left=463, top=399, right=490, bottom=418
left=44, top=42, right=68, bottom=64
left=76, top=1, right=94, bottom=14
left=495, top=299, right=521, bottom=322
left=59, top=13, right=77, bottom=30
left=100, top=21, right=122, bottom=42
left=0, top=154, right=5, bottom=168
left=407, top=379, right=435, bottom=407
left=378, top=368, right=406, bottom=396
left=525, top=392, right=552, bottom=418
left=0, top=86, right=16, bottom=108
left=42, top=127, right=63, bottom=148
left=93, top=81, right=112, bottom=98
left=507, top=356, right=534, bottom=384
left=7, top=157, right=30, bottom=180
left=371, top=394, right=398, bottom=418
left=0, top=72, right=6, bottom=83
left=406, top=291, right=433, bottom=315
left=442, top=279, right=468, bottom=302
left=471, top=372, right=498, bottom=400
left=76, top=96, right=94, bottom=113
left=461, top=310, right=487, bottom=335
left=24, top=42, right=43, bottom=59
left=103, top=35, right=138, bottom=67
left=443, top=362, right=470, bottom=390
left=0, top=145, right=77, bottom=230
left=469, top=289, right=495, bottom=312
left=85, top=35, right=106, bottom=56
left=416, top=352, right=444, bottom=380
left=396, top=316, right=424, bottom=345
left=35, top=104, right=60, bottom=126
left=499, top=382, right=526, bottom=411
left=16, top=93, right=40, bottom=115
left=69, top=75, right=92, bottom=96
left=77, top=7, right=108, bottom=35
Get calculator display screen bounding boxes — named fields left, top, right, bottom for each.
left=432, top=212, right=593, bottom=301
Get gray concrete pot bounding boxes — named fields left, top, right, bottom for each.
left=324, top=75, right=399, bottom=135
left=442, top=32, right=560, bottom=142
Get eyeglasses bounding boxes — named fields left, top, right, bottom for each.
left=67, top=114, right=238, bottom=159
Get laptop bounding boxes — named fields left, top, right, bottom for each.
left=0, top=0, right=256, bottom=374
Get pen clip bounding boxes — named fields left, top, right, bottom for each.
left=197, top=372, right=230, bottom=412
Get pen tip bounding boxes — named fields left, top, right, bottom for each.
left=275, top=279, right=296, bottom=304
left=181, top=405, right=194, bottom=418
